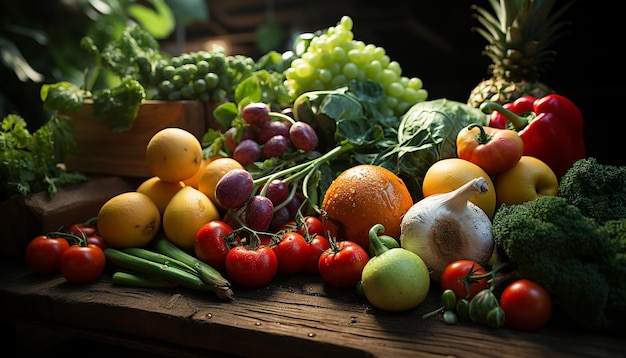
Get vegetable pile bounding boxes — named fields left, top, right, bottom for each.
left=17, top=13, right=626, bottom=337
left=492, top=158, right=626, bottom=331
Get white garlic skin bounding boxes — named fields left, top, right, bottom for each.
left=399, top=177, right=494, bottom=281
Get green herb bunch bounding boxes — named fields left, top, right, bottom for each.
left=0, top=114, right=86, bottom=200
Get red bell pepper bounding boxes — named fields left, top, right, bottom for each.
left=480, top=94, right=586, bottom=179
left=456, top=124, right=524, bottom=176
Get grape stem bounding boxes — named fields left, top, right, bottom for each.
left=252, top=142, right=357, bottom=212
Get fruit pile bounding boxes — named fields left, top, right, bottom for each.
left=25, top=9, right=624, bottom=334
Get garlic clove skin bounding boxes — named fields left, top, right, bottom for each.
left=399, top=177, right=494, bottom=281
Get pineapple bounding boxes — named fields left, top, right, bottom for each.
left=467, top=0, right=574, bottom=108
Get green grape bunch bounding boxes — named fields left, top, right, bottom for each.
left=284, top=16, right=428, bottom=116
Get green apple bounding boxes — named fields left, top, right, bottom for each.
left=493, top=156, right=559, bottom=207
left=361, top=224, right=430, bottom=312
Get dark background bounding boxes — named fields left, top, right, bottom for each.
left=1, top=0, right=622, bottom=166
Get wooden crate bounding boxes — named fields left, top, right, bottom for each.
left=64, top=100, right=207, bottom=178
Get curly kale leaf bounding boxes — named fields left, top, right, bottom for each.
left=92, top=78, right=146, bottom=131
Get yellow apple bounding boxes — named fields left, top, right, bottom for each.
left=493, top=156, right=558, bottom=207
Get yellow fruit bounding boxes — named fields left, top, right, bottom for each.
left=146, top=127, right=203, bottom=183
left=197, top=157, right=244, bottom=207
left=182, top=156, right=220, bottom=189
left=162, top=185, right=220, bottom=251
left=422, top=158, right=496, bottom=219
left=321, top=164, right=414, bottom=251
left=136, top=176, right=184, bottom=216
left=97, top=192, right=161, bottom=249
left=494, top=155, right=558, bottom=207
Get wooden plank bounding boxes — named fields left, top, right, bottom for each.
left=1, top=266, right=623, bottom=357
left=0, top=176, right=141, bottom=261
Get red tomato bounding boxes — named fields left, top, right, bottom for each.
left=86, top=234, right=108, bottom=250
left=194, top=221, right=235, bottom=272
left=318, top=240, right=369, bottom=288
left=500, top=279, right=553, bottom=331
left=225, top=245, right=278, bottom=288
left=67, top=222, right=97, bottom=238
left=272, top=232, right=310, bottom=274
left=302, top=235, right=330, bottom=274
left=440, top=260, right=489, bottom=301
left=60, top=244, right=106, bottom=284
left=297, top=215, right=325, bottom=238
left=25, top=235, right=70, bottom=274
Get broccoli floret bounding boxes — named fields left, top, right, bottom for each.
left=492, top=196, right=626, bottom=332
left=558, top=157, right=626, bottom=224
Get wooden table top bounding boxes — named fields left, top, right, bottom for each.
left=1, top=263, right=623, bottom=358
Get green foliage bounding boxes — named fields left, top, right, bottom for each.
left=492, top=196, right=626, bottom=332
left=373, top=99, right=489, bottom=200
left=0, top=114, right=86, bottom=200
left=558, top=157, right=626, bottom=224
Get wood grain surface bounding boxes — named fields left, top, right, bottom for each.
left=1, top=265, right=623, bottom=357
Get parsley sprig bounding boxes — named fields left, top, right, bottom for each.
left=0, top=114, right=87, bottom=200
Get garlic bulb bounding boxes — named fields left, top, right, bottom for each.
left=400, top=177, right=494, bottom=281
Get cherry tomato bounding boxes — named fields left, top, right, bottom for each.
left=225, top=245, right=278, bottom=288
left=302, top=234, right=331, bottom=274
left=500, top=279, right=553, bottom=331
left=60, top=244, right=106, bottom=284
left=67, top=222, right=97, bottom=238
left=440, top=260, right=489, bottom=301
left=296, top=215, right=325, bottom=239
left=194, top=220, right=235, bottom=272
left=86, top=233, right=108, bottom=250
left=318, top=240, right=369, bottom=288
left=272, top=232, right=310, bottom=274
left=25, top=235, right=70, bottom=274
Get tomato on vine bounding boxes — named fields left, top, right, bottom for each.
left=300, top=234, right=330, bottom=274
left=60, top=244, right=106, bottom=284
left=25, top=234, right=70, bottom=275
left=225, top=244, right=277, bottom=288
left=296, top=215, right=325, bottom=238
left=318, top=239, right=369, bottom=288
left=440, top=260, right=489, bottom=301
left=272, top=231, right=310, bottom=274
left=194, top=220, right=236, bottom=272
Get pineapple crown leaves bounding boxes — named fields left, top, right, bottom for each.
left=471, top=0, right=575, bottom=81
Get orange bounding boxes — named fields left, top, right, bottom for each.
left=422, top=158, right=496, bottom=219
left=321, top=164, right=414, bottom=251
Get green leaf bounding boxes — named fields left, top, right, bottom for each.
left=165, top=0, right=209, bottom=24
left=40, top=82, right=86, bottom=112
left=127, top=0, right=175, bottom=39
left=92, top=78, right=146, bottom=131
left=213, top=102, right=239, bottom=130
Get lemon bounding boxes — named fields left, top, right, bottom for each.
left=197, top=157, right=244, bottom=207
left=182, top=156, right=220, bottom=189
left=146, top=127, right=203, bottom=183
left=422, top=158, right=496, bottom=219
left=162, top=185, right=220, bottom=251
left=136, top=176, right=184, bottom=216
left=97, top=191, right=161, bottom=249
